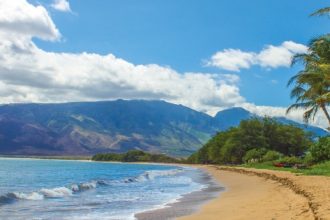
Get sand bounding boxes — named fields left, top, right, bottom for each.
left=178, top=165, right=330, bottom=220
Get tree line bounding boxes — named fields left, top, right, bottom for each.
left=92, top=150, right=182, bottom=163
left=187, top=118, right=330, bottom=165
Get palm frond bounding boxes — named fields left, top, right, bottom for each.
left=291, top=53, right=309, bottom=66
left=311, top=7, right=330, bottom=17
left=286, top=102, right=315, bottom=114
left=287, top=74, right=300, bottom=87
left=290, top=86, right=306, bottom=99
left=303, top=107, right=318, bottom=123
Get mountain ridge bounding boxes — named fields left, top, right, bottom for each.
left=0, top=100, right=327, bottom=156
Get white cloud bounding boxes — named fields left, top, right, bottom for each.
left=207, top=41, right=308, bottom=72
left=51, top=0, right=71, bottom=12
left=0, top=40, right=245, bottom=113
left=206, top=49, right=255, bottom=72
left=0, top=0, right=60, bottom=41
left=0, top=0, right=244, bottom=116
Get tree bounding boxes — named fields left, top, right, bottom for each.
left=187, top=118, right=312, bottom=164
left=310, top=136, right=330, bottom=162
left=287, top=36, right=330, bottom=129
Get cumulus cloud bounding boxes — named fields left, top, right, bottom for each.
left=206, top=49, right=255, bottom=72
left=207, top=41, right=308, bottom=72
left=0, top=0, right=60, bottom=41
left=51, top=0, right=71, bottom=12
left=0, top=0, right=244, bottom=115
left=0, top=40, right=245, bottom=112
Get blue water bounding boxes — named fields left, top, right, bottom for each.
left=0, top=158, right=206, bottom=220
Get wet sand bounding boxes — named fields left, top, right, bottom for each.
left=135, top=167, right=224, bottom=220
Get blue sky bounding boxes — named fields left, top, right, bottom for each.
left=0, top=0, right=329, bottom=128
left=34, top=0, right=329, bottom=107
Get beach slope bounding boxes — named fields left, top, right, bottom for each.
left=180, top=166, right=330, bottom=220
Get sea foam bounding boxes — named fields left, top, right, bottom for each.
left=0, top=168, right=184, bottom=206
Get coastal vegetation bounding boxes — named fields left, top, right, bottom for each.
left=243, top=160, right=330, bottom=176
left=187, top=117, right=312, bottom=164
left=187, top=117, right=330, bottom=175
left=92, top=150, right=181, bottom=163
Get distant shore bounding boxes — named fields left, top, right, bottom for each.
left=0, top=155, right=92, bottom=161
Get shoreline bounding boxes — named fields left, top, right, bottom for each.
left=135, top=166, right=224, bottom=220
left=2, top=158, right=329, bottom=219
left=136, top=164, right=314, bottom=220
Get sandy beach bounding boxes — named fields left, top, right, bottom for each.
left=178, top=165, right=330, bottom=220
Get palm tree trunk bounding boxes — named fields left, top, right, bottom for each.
left=320, top=104, right=330, bottom=130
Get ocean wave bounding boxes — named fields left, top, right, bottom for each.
left=0, top=192, right=43, bottom=205
left=0, top=168, right=184, bottom=206
left=125, top=168, right=184, bottom=183
left=40, top=187, right=72, bottom=198
left=0, top=180, right=108, bottom=206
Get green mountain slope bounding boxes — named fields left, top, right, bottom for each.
left=0, top=101, right=327, bottom=156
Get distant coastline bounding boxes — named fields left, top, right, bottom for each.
left=0, top=155, right=92, bottom=161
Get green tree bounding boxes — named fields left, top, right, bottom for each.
left=262, top=150, right=283, bottom=162
left=187, top=118, right=311, bottom=164
left=243, top=148, right=267, bottom=163
left=310, top=136, right=330, bottom=162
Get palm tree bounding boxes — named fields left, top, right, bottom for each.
left=287, top=36, right=330, bottom=129
left=311, top=7, right=330, bottom=17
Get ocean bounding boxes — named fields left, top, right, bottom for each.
left=0, top=158, right=214, bottom=220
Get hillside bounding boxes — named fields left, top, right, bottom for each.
left=0, top=100, right=327, bottom=156
left=0, top=100, right=218, bottom=156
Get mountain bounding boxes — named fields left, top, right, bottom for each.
left=0, top=101, right=327, bottom=157
left=0, top=100, right=218, bottom=156
left=214, top=107, right=254, bottom=130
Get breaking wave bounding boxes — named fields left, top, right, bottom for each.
left=0, top=192, right=43, bottom=204
left=0, top=180, right=106, bottom=206
left=0, top=168, right=183, bottom=206
left=125, top=168, right=183, bottom=183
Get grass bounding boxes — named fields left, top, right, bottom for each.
left=242, top=160, right=330, bottom=176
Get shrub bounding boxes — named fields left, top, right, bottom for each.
left=303, top=152, right=314, bottom=165
left=262, top=150, right=282, bottom=162
left=243, top=148, right=267, bottom=163
left=278, top=156, right=303, bottom=165
left=310, top=136, right=330, bottom=163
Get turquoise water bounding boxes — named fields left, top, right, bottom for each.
left=0, top=158, right=206, bottom=220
